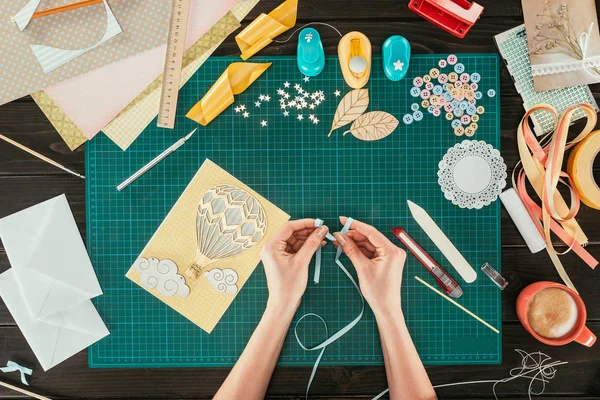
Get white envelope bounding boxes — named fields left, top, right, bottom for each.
left=0, top=194, right=109, bottom=370
left=0, top=270, right=109, bottom=371
left=0, top=194, right=102, bottom=318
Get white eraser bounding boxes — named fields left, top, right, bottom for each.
left=500, top=188, right=547, bottom=253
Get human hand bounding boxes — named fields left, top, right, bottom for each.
left=260, top=219, right=329, bottom=312
left=333, top=217, right=406, bottom=317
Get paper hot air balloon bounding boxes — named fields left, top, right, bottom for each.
left=185, top=184, right=267, bottom=280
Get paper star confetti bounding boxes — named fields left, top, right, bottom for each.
left=259, top=94, right=266, bottom=101
left=260, top=120, right=267, bottom=127
left=294, top=83, right=301, bottom=90
left=313, top=117, right=319, bottom=124
left=297, top=114, right=304, bottom=120
left=309, top=114, right=315, bottom=121
left=334, top=90, right=341, bottom=97
left=277, top=89, right=285, bottom=95
left=234, top=106, right=241, bottom=113
left=264, top=95, right=271, bottom=102
left=393, top=60, right=404, bottom=71
left=255, top=101, right=261, bottom=107
left=239, top=104, right=246, bottom=111
left=309, top=104, right=316, bottom=110
left=284, top=81, right=290, bottom=88
left=243, top=111, right=250, bottom=118
left=303, top=76, right=310, bottom=82
left=283, top=111, right=290, bottom=117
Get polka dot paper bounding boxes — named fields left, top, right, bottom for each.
left=0, top=0, right=170, bottom=106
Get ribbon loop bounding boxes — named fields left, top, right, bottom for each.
left=0, top=361, right=33, bottom=386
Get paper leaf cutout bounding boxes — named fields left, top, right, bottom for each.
left=205, top=268, right=239, bottom=295
left=328, top=89, right=369, bottom=136
left=343, top=111, right=399, bottom=141
left=134, top=257, right=190, bottom=298
left=186, top=184, right=267, bottom=280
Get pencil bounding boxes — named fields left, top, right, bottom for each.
left=0, top=134, right=85, bottom=180
left=31, top=0, right=104, bottom=20
left=0, top=380, right=51, bottom=400
left=415, top=275, right=500, bottom=334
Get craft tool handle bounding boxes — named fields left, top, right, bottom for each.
left=117, top=148, right=174, bottom=191
left=391, top=227, right=460, bottom=297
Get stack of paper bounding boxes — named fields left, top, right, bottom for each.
left=31, top=0, right=260, bottom=150
left=0, top=195, right=109, bottom=371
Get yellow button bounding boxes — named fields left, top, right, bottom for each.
left=446, top=112, right=453, bottom=120
left=471, top=114, right=479, bottom=122
left=421, top=100, right=430, bottom=108
left=454, top=126, right=465, bottom=136
left=477, top=106, right=485, bottom=114
left=423, top=74, right=431, bottom=83
left=448, top=72, right=458, bottom=82
left=429, top=68, right=440, bottom=78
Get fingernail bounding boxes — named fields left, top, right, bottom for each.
left=317, top=225, right=329, bottom=238
left=333, top=232, right=346, bottom=244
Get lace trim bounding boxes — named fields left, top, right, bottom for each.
left=531, top=56, right=600, bottom=76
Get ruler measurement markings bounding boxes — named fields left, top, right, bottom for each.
left=158, top=0, right=191, bottom=129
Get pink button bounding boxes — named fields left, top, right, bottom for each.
left=470, top=83, right=478, bottom=90
left=444, top=103, right=454, bottom=112
left=447, top=54, right=458, bottom=65
left=425, top=82, right=434, bottom=90
left=460, top=73, right=470, bottom=83
left=461, top=115, right=471, bottom=124
left=454, top=81, right=462, bottom=88
left=438, top=74, right=448, bottom=83
left=468, top=99, right=476, bottom=105
left=432, top=108, right=441, bottom=117
left=439, top=59, right=447, bottom=68
left=413, top=77, right=424, bottom=87
left=420, top=89, right=431, bottom=99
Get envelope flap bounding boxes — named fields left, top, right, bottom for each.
left=0, top=198, right=54, bottom=271
left=26, top=196, right=102, bottom=298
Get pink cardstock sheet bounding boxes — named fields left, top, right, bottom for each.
left=44, top=0, right=240, bottom=139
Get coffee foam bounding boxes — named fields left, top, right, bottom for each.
left=527, top=288, right=578, bottom=339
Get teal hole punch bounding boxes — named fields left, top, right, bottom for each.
left=297, top=27, right=325, bottom=77
left=382, top=35, right=411, bottom=81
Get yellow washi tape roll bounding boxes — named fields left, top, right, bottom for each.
left=568, top=129, right=600, bottom=210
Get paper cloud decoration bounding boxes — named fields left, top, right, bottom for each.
left=205, top=268, right=239, bottom=295
left=133, top=257, right=190, bottom=298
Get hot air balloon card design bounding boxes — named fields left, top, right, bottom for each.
left=126, top=159, right=290, bottom=333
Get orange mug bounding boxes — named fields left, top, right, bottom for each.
left=517, top=281, right=596, bottom=347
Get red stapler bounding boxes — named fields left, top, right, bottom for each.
left=408, top=0, right=484, bottom=39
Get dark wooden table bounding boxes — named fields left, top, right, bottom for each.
left=1, top=1, right=599, bottom=398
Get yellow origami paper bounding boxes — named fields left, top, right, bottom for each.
left=235, top=0, right=298, bottom=60
left=186, top=62, right=271, bottom=126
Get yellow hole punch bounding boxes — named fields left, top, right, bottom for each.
left=338, top=31, right=371, bottom=89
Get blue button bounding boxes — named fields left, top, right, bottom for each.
left=475, top=91, right=483, bottom=100
left=470, top=73, right=481, bottom=83
left=454, top=63, right=465, bottom=73
left=433, top=85, right=443, bottom=95
left=403, top=114, right=414, bottom=124
left=451, top=119, right=461, bottom=128
left=410, top=87, right=420, bottom=97
left=467, top=105, right=477, bottom=115
left=411, top=103, right=419, bottom=111
left=413, top=111, right=423, bottom=121
left=487, top=89, right=496, bottom=97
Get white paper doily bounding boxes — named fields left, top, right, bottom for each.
left=438, top=140, right=507, bottom=209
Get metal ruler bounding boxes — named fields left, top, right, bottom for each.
left=157, top=0, right=191, bottom=129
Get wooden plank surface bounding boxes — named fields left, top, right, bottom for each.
left=1, top=0, right=599, bottom=398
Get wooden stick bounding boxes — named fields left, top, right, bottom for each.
left=31, top=0, right=104, bottom=20
left=0, top=134, right=85, bottom=180
left=0, top=380, right=51, bottom=400
left=415, top=275, right=500, bottom=334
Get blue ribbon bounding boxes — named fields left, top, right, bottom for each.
left=0, top=361, right=32, bottom=386
left=297, top=218, right=364, bottom=398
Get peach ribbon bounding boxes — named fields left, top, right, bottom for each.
left=235, top=0, right=298, bottom=60
left=186, top=62, right=271, bottom=126
left=515, top=103, right=598, bottom=290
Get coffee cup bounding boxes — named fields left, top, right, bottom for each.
left=517, top=281, right=596, bottom=347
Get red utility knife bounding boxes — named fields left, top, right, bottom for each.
left=391, top=227, right=463, bottom=298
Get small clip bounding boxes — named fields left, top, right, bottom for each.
left=480, top=262, right=507, bottom=290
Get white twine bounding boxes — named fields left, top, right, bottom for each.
left=272, top=22, right=342, bottom=44
left=372, top=349, right=567, bottom=400
left=578, top=22, right=600, bottom=82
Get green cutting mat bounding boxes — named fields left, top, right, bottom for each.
left=87, top=54, right=501, bottom=368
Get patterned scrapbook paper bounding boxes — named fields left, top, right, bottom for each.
left=103, top=0, right=259, bottom=150
left=125, top=159, right=290, bottom=333
left=102, top=11, right=242, bottom=150
left=0, top=0, right=170, bottom=106
left=30, top=91, right=88, bottom=150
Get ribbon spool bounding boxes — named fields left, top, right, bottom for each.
left=568, top=129, right=600, bottom=210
